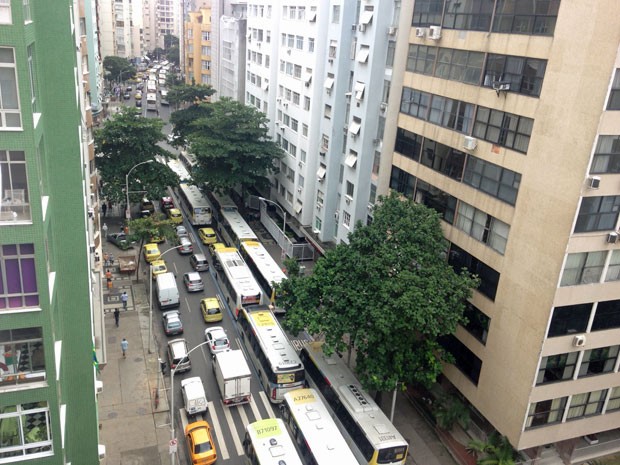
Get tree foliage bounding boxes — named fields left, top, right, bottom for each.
left=94, top=107, right=179, bottom=204
left=103, top=56, right=135, bottom=82
left=127, top=214, right=176, bottom=280
left=167, top=84, right=215, bottom=109
left=276, top=192, right=479, bottom=392
left=467, top=434, right=517, bottom=465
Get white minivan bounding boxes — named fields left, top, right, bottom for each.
left=156, top=272, right=179, bottom=309
left=181, top=377, right=208, bottom=415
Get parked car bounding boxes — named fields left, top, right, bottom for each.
left=162, top=310, right=184, bottom=336
left=141, top=198, right=155, bottom=213
left=177, top=237, right=193, bottom=255
left=151, top=259, right=167, bottom=279
left=198, top=228, right=217, bottom=245
left=107, top=232, right=137, bottom=250
left=185, top=421, right=217, bottom=465
left=175, top=225, right=188, bottom=238
left=204, top=327, right=230, bottom=355
left=200, top=297, right=222, bottom=323
left=183, top=272, right=204, bottom=292
left=190, top=253, right=209, bottom=272
left=161, top=196, right=175, bottom=211
left=143, top=243, right=161, bottom=263
left=167, top=208, right=183, bottom=224
left=134, top=91, right=142, bottom=100
left=149, top=229, right=165, bottom=244
left=208, top=242, right=225, bottom=256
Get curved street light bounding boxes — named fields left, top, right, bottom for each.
left=125, top=160, right=154, bottom=220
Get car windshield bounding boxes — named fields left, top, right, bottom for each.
left=195, top=441, right=212, bottom=453
left=214, top=339, right=228, bottom=347
left=207, top=308, right=220, bottom=315
left=168, top=321, right=181, bottom=329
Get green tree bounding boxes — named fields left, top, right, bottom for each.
left=164, top=34, right=179, bottom=49
left=432, top=393, right=470, bottom=430
left=276, top=192, right=479, bottom=392
left=95, top=107, right=179, bottom=205
left=127, top=214, right=176, bottom=280
left=186, top=97, right=283, bottom=192
left=467, top=434, right=517, bottom=465
left=103, top=56, right=136, bottom=83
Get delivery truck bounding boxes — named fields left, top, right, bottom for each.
left=181, top=377, right=208, bottom=415
left=212, top=350, right=252, bottom=405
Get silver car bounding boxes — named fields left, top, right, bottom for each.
left=177, top=236, right=193, bottom=255
left=175, top=225, right=188, bottom=238
left=183, top=272, right=204, bottom=292
left=204, top=326, right=230, bottom=355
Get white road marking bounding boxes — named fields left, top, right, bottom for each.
left=207, top=401, right=229, bottom=460
left=249, top=395, right=262, bottom=421
left=179, top=407, right=188, bottom=432
left=238, top=403, right=251, bottom=430
left=184, top=296, right=191, bottom=313
left=221, top=400, right=244, bottom=457
left=259, top=391, right=276, bottom=418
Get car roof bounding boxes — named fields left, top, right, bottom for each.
left=202, top=297, right=219, bottom=308
left=145, top=243, right=159, bottom=250
left=180, top=236, right=191, bottom=244
left=200, top=227, right=215, bottom=233
left=185, top=271, right=201, bottom=279
left=169, top=208, right=181, bottom=214
left=206, top=327, right=226, bottom=338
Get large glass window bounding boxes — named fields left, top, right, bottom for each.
left=592, top=300, right=620, bottom=331
left=574, top=196, right=620, bottom=233
left=462, top=156, right=521, bottom=206
left=443, top=0, right=493, bottom=31
left=438, top=335, right=482, bottom=384
left=455, top=201, right=509, bottom=254
left=411, top=0, right=443, bottom=26
left=493, top=0, right=560, bottom=35
left=0, top=402, right=52, bottom=459
left=560, top=251, right=606, bottom=286
left=414, top=180, right=457, bottom=225
left=1, top=151, right=31, bottom=222
left=526, top=397, right=567, bottom=428
left=0, top=327, right=45, bottom=387
left=400, top=87, right=430, bottom=119
left=483, top=54, right=547, bottom=97
left=0, top=244, right=38, bottom=309
left=394, top=128, right=422, bottom=161
left=448, top=243, right=500, bottom=300
left=0, top=0, right=11, bottom=24
left=537, top=352, right=578, bottom=385
left=406, top=45, right=436, bottom=76
left=590, top=136, right=620, bottom=174
left=548, top=304, right=592, bottom=337
left=607, top=387, right=620, bottom=412
left=578, top=346, right=619, bottom=378
left=420, top=139, right=466, bottom=181
left=607, top=69, right=620, bottom=110
left=605, top=250, right=620, bottom=282
left=462, top=303, right=490, bottom=344
left=390, top=167, right=416, bottom=199
left=473, top=107, right=533, bottom=153
left=434, top=48, right=484, bottom=85
left=0, top=47, right=21, bottom=128
left=567, top=390, right=608, bottom=420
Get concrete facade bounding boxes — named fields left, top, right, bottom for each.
left=99, top=0, right=143, bottom=59
left=384, top=0, right=620, bottom=462
left=185, top=8, right=213, bottom=85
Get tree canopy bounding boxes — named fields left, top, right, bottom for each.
left=170, top=97, right=283, bottom=192
left=94, top=107, right=179, bottom=204
left=103, top=56, right=135, bottom=82
left=276, top=192, right=479, bottom=392
left=127, top=214, right=176, bottom=279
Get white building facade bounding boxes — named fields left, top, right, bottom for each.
left=99, top=0, right=144, bottom=59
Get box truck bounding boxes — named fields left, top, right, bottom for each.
left=181, top=377, right=208, bottom=415
left=156, top=272, right=179, bottom=309
left=212, top=350, right=252, bottom=405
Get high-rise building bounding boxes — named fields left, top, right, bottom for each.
left=383, top=0, right=620, bottom=462
left=0, top=0, right=101, bottom=462
left=185, top=8, right=213, bottom=85
left=99, top=0, right=143, bottom=59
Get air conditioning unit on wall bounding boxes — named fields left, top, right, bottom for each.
left=429, top=25, right=441, bottom=40
left=607, top=232, right=618, bottom=244
left=415, top=27, right=426, bottom=38
left=588, top=176, right=601, bottom=189
left=573, top=335, right=586, bottom=347
left=463, top=136, right=477, bottom=151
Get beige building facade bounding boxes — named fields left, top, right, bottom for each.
left=185, top=8, right=213, bottom=85
left=383, top=0, right=620, bottom=462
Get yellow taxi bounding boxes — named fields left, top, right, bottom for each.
left=198, top=228, right=217, bottom=245
left=185, top=421, right=217, bottom=465
left=149, top=229, right=165, bottom=244
left=167, top=208, right=183, bottom=224
left=151, top=260, right=167, bottom=279
left=208, top=242, right=226, bottom=255
left=200, top=297, right=222, bottom=323
left=143, top=243, right=161, bottom=263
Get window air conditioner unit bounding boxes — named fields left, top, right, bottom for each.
left=588, top=176, right=601, bottom=189
left=283, top=102, right=288, bottom=107
left=328, top=58, right=334, bottom=64
left=345, top=92, right=352, bottom=98
left=280, top=126, right=285, bottom=132
left=316, top=205, right=322, bottom=211
left=388, top=26, right=398, bottom=36
left=345, top=196, right=352, bottom=204
left=463, top=136, right=478, bottom=151
left=415, top=27, right=426, bottom=38
left=298, top=161, right=303, bottom=168
left=428, top=25, right=441, bottom=40
left=379, top=102, right=387, bottom=112
left=95, top=380, right=103, bottom=394
left=334, top=210, right=339, bottom=220
left=320, top=151, right=326, bottom=157
left=607, top=232, right=618, bottom=244
left=573, top=335, right=586, bottom=347
left=358, top=24, right=366, bottom=33
left=297, top=187, right=302, bottom=193
left=492, top=81, right=511, bottom=92
left=277, top=97, right=282, bottom=102
left=98, top=445, right=106, bottom=460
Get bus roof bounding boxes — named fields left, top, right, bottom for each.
left=240, top=241, right=286, bottom=286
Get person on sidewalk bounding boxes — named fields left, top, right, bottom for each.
left=106, top=269, right=112, bottom=289
left=121, top=292, right=128, bottom=309
left=102, top=222, right=108, bottom=238
left=121, top=338, right=128, bottom=358
left=101, top=202, right=107, bottom=217
left=104, top=252, right=110, bottom=266
left=114, top=308, right=120, bottom=327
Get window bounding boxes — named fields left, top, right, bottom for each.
left=386, top=40, right=395, bottom=68
left=201, top=31, right=210, bottom=41
left=448, top=243, right=500, bottom=300
left=329, top=40, right=337, bottom=59
left=400, top=87, right=430, bottom=119
left=579, top=346, right=619, bottom=377
left=346, top=181, right=354, bottom=197
left=607, top=387, right=620, bottom=412
left=298, top=7, right=305, bottom=20
left=574, top=196, right=620, bottom=233
left=308, top=38, right=314, bottom=53
left=463, top=156, right=521, bottom=206
left=473, top=107, right=533, bottom=153
left=302, top=124, right=308, bottom=137
left=536, top=352, right=578, bottom=385
left=395, top=127, right=423, bottom=161
left=435, top=48, right=485, bottom=85
left=591, top=136, right=620, bottom=174
left=356, top=45, right=370, bottom=63
left=0, top=0, right=11, bottom=24
left=27, top=45, right=37, bottom=114
left=560, top=251, right=606, bottom=286
left=314, top=217, right=322, bottom=231
left=0, top=48, right=22, bottom=128
left=316, top=190, right=324, bottom=206
left=390, top=166, right=416, bottom=199
left=443, top=0, right=493, bottom=31
left=0, top=327, right=46, bottom=387
left=295, top=36, right=303, bottom=50
left=567, top=389, right=608, bottom=420
left=321, top=134, right=329, bottom=151
left=438, top=335, right=482, bottom=384
left=548, top=303, right=592, bottom=337
left=290, top=119, right=298, bottom=132
left=300, top=150, right=306, bottom=163
left=0, top=402, right=52, bottom=457
left=332, top=5, right=340, bottom=23
left=287, top=34, right=294, bottom=48
left=429, top=95, right=474, bottom=133
left=372, top=151, right=381, bottom=177
left=406, top=44, right=437, bottom=76
left=608, top=70, right=620, bottom=110
left=493, top=0, right=561, bottom=36
left=455, top=201, right=509, bottom=254
left=1, top=151, right=31, bottom=222
left=343, top=211, right=351, bottom=227
left=592, top=300, right=620, bottom=332
left=289, top=6, right=296, bottom=19
left=606, top=250, right=620, bottom=282
left=304, top=97, right=311, bottom=111
left=201, top=60, right=211, bottom=70
left=292, top=92, right=300, bottom=105
left=324, top=104, right=332, bottom=119
left=0, top=244, right=39, bottom=310
left=412, top=0, right=443, bottom=26
left=23, top=0, right=31, bottom=23
left=484, top=54, right=547, bottom=97
left=462, top=303, right=490, bottom=344
left=526, top=397, right=567, bottom=428
left=369, top=184, right=377, bottom=205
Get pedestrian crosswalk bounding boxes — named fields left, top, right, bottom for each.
left=178, top=386, right=278, bottom=462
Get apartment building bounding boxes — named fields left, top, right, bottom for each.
left=185, top=8, right=213, bottom=85
left=383, top=0, right=620, bottom=462
left=0, top=0, right=101, bottom=462
left=246, top=0, right=399, bottom=246
left=99, top=0, right=143, bottom=59
left=214, top=0, right=247, bottom=100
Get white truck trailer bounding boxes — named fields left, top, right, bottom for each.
left=212, top=350, right=252, bottom=405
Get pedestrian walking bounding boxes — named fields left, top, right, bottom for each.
left=114, top=308, right=120, bottom=327
left=120, top=338, right=128, bottom=358
left=103, top=252, right=110, bottom=266
left=121, top=292, right=128, bottom=309
left=102, top=222, right=108, bottom=238
left=106, top=269, right=112, bottom=289
left=102, top=202, right=107, bottom=217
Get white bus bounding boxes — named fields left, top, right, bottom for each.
left=208, top=191, right=258, bottom=246
left=239, top=241, right=286, bottom=301
left=282, top=388, right=358, bottom=465
left=243, top=418, right=303, bottom=465
left=179, top=150, right=197, bottom=173
left=177, top=183, right=212, bottom=226
left=146, top=92, right=157, bottom=111
left=299, top=343, right=409, bottom=465
left=214, top=247, right=262, bottom=316
left=146, top=79, right=157, bottom=93
left=237, top=305, right=305, bottom=403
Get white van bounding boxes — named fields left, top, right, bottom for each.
left=156, top=272, right=179, bottom=309
left=181, top=377, right=208, bottom=415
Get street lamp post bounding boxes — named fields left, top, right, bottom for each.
left=148, top=245, right=183, bottom=354
left=258, top=197, right=287, bottom=260
left=170, top=340, right=211, bottom=465
left=125, top=160, right=154, bottom=221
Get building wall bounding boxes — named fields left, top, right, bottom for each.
left=0, top=0, right=100, bottom=462
left=186, top=8, right=212, bottom=85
